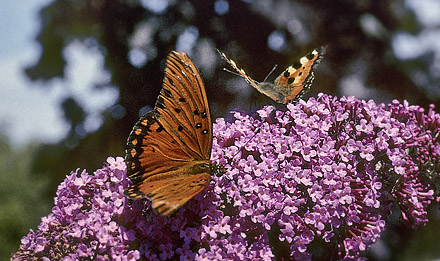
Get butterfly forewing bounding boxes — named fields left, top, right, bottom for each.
left=274, top=47, right=324, bottom=103
left=218, top=50, right=259, bottom=89
left=155, top=51, right=212, bottom=160
left=125, top=51, right=214, bottom=215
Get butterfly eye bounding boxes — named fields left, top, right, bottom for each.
left=202, top=129, right=208, bottom=134
left=196, top=123, right=202, bottom=129
left=201, top=112, right=208, bottom=119
left=201, top=163, right=211, bottom=169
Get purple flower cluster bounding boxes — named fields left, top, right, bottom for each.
left=205, top=95, right=439, bottom=259
left=13, top=94, right=440, bottom=260
left=12, top=157, right=140, bottom=260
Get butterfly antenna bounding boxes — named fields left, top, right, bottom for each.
left=263, top=64, right=278, bottom=82
left=222, top=68, right=260, bottom=86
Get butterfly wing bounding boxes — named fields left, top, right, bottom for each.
left=135, top=173, right=211, bottom=216
left=125, top=111, right=194, bottom=197
left=125, top=51, right=214, bottom=215
left=155, top=51, right=212, bottom=160
left=272, top=46, right=325, bottom=104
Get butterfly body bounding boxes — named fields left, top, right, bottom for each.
left=253, top=82, right=303, bottom=104
left=219, top=47, right=325, bottom=104
left=125, top=51, right=215, bottom=216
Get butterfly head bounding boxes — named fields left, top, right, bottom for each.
left=211, top=163, right=226, bottom=177
left=187, top=160, right=213, bottom=174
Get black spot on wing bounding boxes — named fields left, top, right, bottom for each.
left=306, top=52, right=315, bottom=60
left=292, top=61, right=302, bottom=69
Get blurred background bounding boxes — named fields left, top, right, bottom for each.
left=1, top=0, right=439, bottom=259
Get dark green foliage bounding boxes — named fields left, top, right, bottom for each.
left=0, top=133, right=51, bottom=259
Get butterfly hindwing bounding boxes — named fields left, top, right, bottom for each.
left=137, top=173, right=211, bottom=216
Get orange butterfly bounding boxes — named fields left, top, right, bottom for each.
left=124, top=51, right=215, bottom=216
left=219, top=47, right=325, bottom=104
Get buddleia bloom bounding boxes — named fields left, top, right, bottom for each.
left=13, top=94, right=440, bottom=260
left=12, top=157, right=140, bottom=260
left=199, top=94, right=439, bottom=259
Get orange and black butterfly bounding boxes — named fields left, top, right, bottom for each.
left=219, top=47, right=325, bottom=104
left=124, top=51, right=216, bottom=216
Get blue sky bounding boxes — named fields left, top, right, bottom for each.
left=0, top=0, right=117, bottom=147
left=0, top=0, right=438, bottom=148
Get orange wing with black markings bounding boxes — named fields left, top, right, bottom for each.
left=125, top=51, right=214, bottom=216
